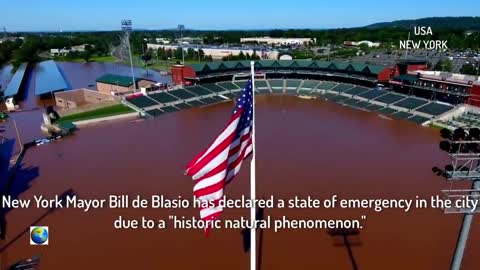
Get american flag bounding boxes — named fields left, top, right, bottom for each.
left=185, top=80, right=254, bottom=232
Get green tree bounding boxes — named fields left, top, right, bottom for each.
left=174, top=47, right=183, bottom=60
left=460, top=63, right=478, bottom=75
left=82, top=45, right=94, bottom=62
left=434, top=59, right=453, bottom=72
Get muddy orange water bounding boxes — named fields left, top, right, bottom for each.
left=2, top=95, right=479, bottom=270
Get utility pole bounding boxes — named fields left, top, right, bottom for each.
left=178, top=24, right=185, bottom=64
left=121, top=20, right=136, bottom=90
left=404, top=32, right=410, bottom=59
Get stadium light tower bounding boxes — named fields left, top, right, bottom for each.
left=178, top=24, right=185, bottom=64
left=121, top=19, right=136, bottom=90
left=432, top=127, right=480, bottom=270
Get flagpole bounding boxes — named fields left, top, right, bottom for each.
left=249, top=61, right=257, bottom=270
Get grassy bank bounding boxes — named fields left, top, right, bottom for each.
left=59, top=104, right=134, bottom=123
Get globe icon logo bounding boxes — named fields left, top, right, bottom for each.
left=30, top=226, right=49, bottom=245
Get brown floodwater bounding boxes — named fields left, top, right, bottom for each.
left=2, top=95, right=479, bottom=270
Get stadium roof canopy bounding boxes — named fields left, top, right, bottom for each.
left=96, top=74, right=154, bottom=87
left=34, top=60, right=70, bottom=96
left=4, top=63, right=28, bottom=97
left=189, top=60, right=388, bottom=77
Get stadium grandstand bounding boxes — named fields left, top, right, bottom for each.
left=122, top=60, right=480, bottom=128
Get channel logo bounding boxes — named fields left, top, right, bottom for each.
left=30, top=226, right=49, bottom=245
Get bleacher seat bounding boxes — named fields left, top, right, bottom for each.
left=146, top=109, right=163, bottom=117
left=354, top=101, right=371, bottom=109
left=392, top=111, right=413, bottom=120
left=409, top=115, right=430, bottom=124
left=255, top=80, right=271, bottom=94
left=317, top=81, right=337, bottom=90
left=285, top=80, right=301, bottom=95
left=330, top=83, right=353, bottom=93
left=366, top=104, right=384, bottom=111
left=200, top=97, right=220, bottom=104
left=175, top=103, right=192, bottom=110
left=127, top=96, right=159, bottom=108
left=301, top=80, right=320, bottom=89
left=416, top=102, right=453, bottom=116
left=149, top=92, right=179, bottom=104
left=168, top=89, right=197, bottom=100
left=374, top=93, right=405, bottom=104
left=378, top=107, right=397, bottom=115
left=202, top=83, right=228, bottom=93
left=343, top=86, right=369, bottom=96
left=393, top=97, right=429, bottom=110
left=358, top=89, right=387, bottom=99
left=268, top=79, right=284, bottom=93
left=187, top=100, right=204, bottom=107
left=160, top=106, right=179, bottom=113
left=221, top=92, right=237, bottom=99
left=185, top=86, right=213, bottom=96
left=217, top=82, right=240, bottom=90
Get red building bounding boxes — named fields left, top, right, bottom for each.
left=171, top=65, right=196, bottom=86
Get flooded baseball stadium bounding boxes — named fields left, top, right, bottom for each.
left=2, top=94, right=479, bottom=270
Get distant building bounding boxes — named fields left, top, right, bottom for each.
left=177, top=37, right=203, bottom=44
left=50, top=44, right=90, bottom=56
left=240, top=37, right=315, bottom=46
left=95, top=74, right=156, bottom=95
left=344, top=41, right=381, bottom=48
left=146, top=43, right=279, bottom=60
left=0, top=36, right=24, bottom=44
left=55, top=88, right=120, bottom=109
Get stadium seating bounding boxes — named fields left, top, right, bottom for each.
left=353, top=101, right=371, bottom=109
left=202, top=83, right=228, bottom=93
left=199, top=97, right=221, bottom=104
left=393, top=97, right=429, bottom=110
left=374, top=93, right=406, bottom=104
left=357, top=89, right=388, bottom=100
left=286, top=79, right=302, bottom=88
left=285, top=80, right=302, bottom=95
left=185, top=86, right=213, bottom=96
left=416, top=102, right=454, bottom=116
left=343, top=86, right=370, bottom=96
left=366, top=104, right=384, bottom=111
left=268, top=79, right=284, bottom=93
left=321, top=93, right=338, bottom=100
left=149, top=92, right=179, bottom=104
left=328, top=95, right=350, bottom=102
left=187, top=100, right=204, bottom=107
left=255, top=80, right=271, bottom=94
left=392, top=111, right=413, bottom=120
left=127, top=96, right=159, bottom=108
left=168, top=89, right=197, bottom=100
left=341, top=98, right=360, bottom=107
left=175, top=103, right=192, bottom=110
left=378, top=107, right=397, bottom=115
left=221, top=92, right=237, bottom=99
left=160, top=106, right=180, bottom=113
left=330, top=83, right=353, bottom=93
left=217, top=82, right=240, bottom=90
left=317, top=81, right=337, bottom=90
left=409, top=115, right=430, bottom=124
left=146, top=109, right=163, bottom=117
left=301, top=80, right=320, bottom=89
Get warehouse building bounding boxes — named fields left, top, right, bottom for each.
left=240, top=37, right=315, bottom=46
left=146, top=44, right=279, bottom=60
left=96, top=74, right=156, bottom=95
